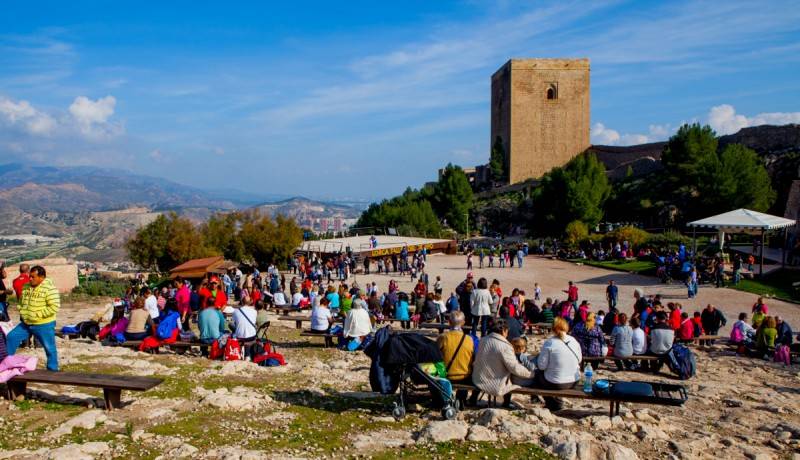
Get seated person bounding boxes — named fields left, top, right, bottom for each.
left=255, top=301, right=269, bottom=329
left=755, top=316, right=778, bottom=356
left=310, top=297, right=334, bottom=333
left=473, top=319, right=536, bottom=408
left=611, top=313, right=634, bottom=370
left=498, top=305, right=524, bottom=341
left=510, top=336, right=536, bottom=386
left=647, top=311, right=675, bottom=373
left=534, top=317, right=582, bottom=411
left=124, top=297, right=154, bottom=341
left=272, top=289, right=287, bottom=306
left=571, top=313, right=605, bottom=368
left=419, top=292, right=440, bottom=323
left=731, top=312, right=756, bottom=344
left=775, top=316, right=793, bottom=347
left=232, top=299, right=258, bottom=343
left=437, top=311, right=478, bottom=407
left=342, top=296, right=372, bottom=349
left=198, top=298, right=227, bottom=356
left=291, top=291, right=306, bottom=307
left=677, top=312, right=695, bottom=342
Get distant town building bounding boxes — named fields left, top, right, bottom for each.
left=491, top=58, right=591, bottom=184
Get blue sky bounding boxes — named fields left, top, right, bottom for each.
left=1, top=0, right=799, bottom=201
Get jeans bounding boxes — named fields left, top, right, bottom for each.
left=517, top=256, right=523, bottom=268
left=7, top=321, right=59, bottom=371
left=472, top=315, right=489, bottom=337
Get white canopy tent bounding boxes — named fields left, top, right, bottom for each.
left=687, top=208, right=796, bottom=276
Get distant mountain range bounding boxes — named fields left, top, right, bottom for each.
left=0, top=163, right=361, bottom=260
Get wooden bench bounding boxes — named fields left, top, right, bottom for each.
left=686, top=335, right=724, bottom=346
left=299, top=331, right=336, bottom=348
left=582, top=355, right=661, bottom=370
left=5, top=370, right=162, bottom=410
left=278, top=316, right=343, bottom=329
left=417, top=323, right=473, bottom=333
left=452, top=382, right=682, bottom=418
left=106, top=340, right=199, bottom=353
left=274, top=305, right=305, bottom=316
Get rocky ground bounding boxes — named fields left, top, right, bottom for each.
left=1, top=255, right=799, bottom=459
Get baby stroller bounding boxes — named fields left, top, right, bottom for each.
left=364, top=327, right=459, bottom=421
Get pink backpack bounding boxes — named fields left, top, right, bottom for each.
left=774, top=345, right=791, bottom=365
left=729, top=325, right=744, bottom=343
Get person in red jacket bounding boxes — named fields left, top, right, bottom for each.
left=692, top=311, right=705, bottom=337
left=12, top=264, right=30, bottom=302
left=677, top=312, right=695, bottom=342
left=668, top=302, right=682, bottom=331
left=174, top=277, right=191, bottom=330
left=199, top=277, right=228, bottom=309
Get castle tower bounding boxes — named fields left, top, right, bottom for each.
left=491, top=58, right=591, bottom=184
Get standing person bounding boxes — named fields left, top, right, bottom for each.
left=605, top=280, right=618, bottom=310
left=714, top=257, right=726, bottom=288
left=0, top=264, right=12, bottom=320
left=564, top=281, right=579, bottom=310
left=12, top=264, right=30, bottom=303
left=456, top=273, right=475, bottom=328
left=478, top=248, right=485, bottom=269
left=174, top=277, right=191, bottom=331
left=470, top=278, right=492, bottom=336
left=687, top=266, right=698, bottom=299
left=732, top=254, right=742, bottom=286
left=516, top=246, right=524, bottom=268
left=142, top=287, right=160, bottom=323
left=6, top=266, right=60, bottom=371
left=700, top=304, right=726, bottom=344
left=466, top=251, right=473, bottom=271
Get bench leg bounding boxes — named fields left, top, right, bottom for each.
left=609, top=401, right=621, bottom=418
left=6, top=381, right=27, bottom=401
left=324, top=336, right=333, bottom=348
left=103, top=388, right=122, bottom=410
left=295, top=320, right=302, bottom=329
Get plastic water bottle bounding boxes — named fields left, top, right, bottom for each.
left=583, top=365, right=593, bottom=393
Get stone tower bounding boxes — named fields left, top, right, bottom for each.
left=491, top=58, right=591, bottom=184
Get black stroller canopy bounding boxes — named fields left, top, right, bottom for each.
left=383, top=333, right=444, bottom=365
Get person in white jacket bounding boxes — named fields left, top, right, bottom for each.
left=343, top=296, right=372, bottom=347
left=535, top=317, right=582, bottom=411
left=470, top=277, right=493, bottom=336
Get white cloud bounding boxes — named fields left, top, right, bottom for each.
left=69, top=95, right=115, bottom=126
left=0, top=97, right=56, bottom=135
left=592, top=123, right=674, bottom=146
left=149, top=149, right=164, bottom=161
left=590, top=123, right=620, bottom=145
left=708, top=104, right=800, bottom=135
left=213, top=146, right=225, bottom=156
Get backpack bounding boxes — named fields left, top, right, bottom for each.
left=730, top=325, right=744, bottom=343
left=76, top=320, right=100, bottom=340
left=209, top=339, right=224, bottom=360
left=774, top=345, right=791, bottom=366
left=666, top=344, right=696, bottom=380
left=224, top=337, right=243, bottom=361
left=156, top=311, right=180, bottom=340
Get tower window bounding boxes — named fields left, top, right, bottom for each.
left=546, top=83, right=558, bottom=100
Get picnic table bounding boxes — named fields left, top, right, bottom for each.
left=5, top=370, right=162, bottom=410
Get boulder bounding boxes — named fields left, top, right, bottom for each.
left=44, top=410, right=107, bottom=440
left=46, top=442, right=110, bottom=460
left=416, top=420, right=469, bottom=443
left=466, top=425, right=498, bottom=442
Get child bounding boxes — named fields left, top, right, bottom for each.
left=534, top=283, right=541, bottom=301
left=510, top=337, right=536, bottom=386
left=596, top=310, right=606, bottom=327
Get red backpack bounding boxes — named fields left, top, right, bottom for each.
left=224, top=337, right=243, bottom=361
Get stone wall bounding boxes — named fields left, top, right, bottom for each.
left=491, top=58, right=591, bottom=184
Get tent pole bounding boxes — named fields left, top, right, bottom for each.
left=692, top=226, right=697, bottom=263
left=760, top=228, right=765, bottom=277
left=783, top=227, right=788, bottom=269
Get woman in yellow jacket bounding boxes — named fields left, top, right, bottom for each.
left=6, top=266, right=60, bottom=371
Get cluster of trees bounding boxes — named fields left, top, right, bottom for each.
left=606, top=123, right=775, bottom=227
left=535, top=123, right=775, bottom=237
left=356, top=163, right=474, bottom=235
left=126, top=211, right=302, bottom=272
